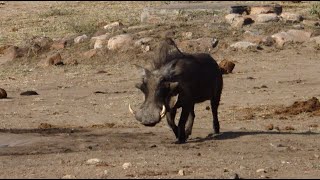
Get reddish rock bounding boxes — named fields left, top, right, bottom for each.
left=38, top=53, right=63, bottom=67
left=219, top=59, right=235, bottom=74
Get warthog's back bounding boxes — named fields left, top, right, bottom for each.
left=167, top=53, right=222, bottom=103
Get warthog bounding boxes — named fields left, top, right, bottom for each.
left=129, top=38, right=223, bottom=143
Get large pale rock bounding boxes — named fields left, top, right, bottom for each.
left=286, top=29, right=311, bottom=42
left=103, top=22, right=124, bottom=31
left=107, top=34, right=133, bottom=51
left=74, top=34, right=88, bottom=44
left=253, top=13, right=279, bottom=23
left=225, top=14, right=254, bottom=28
left=90, top=33, right=111, bottom=48
left=271, top=31, right=293, bottom=47
left=271, top=30, right=311, bottom=47
left=250, top=5, right=282, bottom=15
left=230, top=41, right=258, bottom=50
left=280, top=12, right=303, bottom=23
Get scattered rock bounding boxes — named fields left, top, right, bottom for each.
left=256, top=168, right=266, bottom=173
left=230, top=41, right=258, bottom=50
left=61, top=175, right=76, bottom=179
left=271, top=29, right=311, bottom=48
left=230, top=173, right=240, bottom=179
left=286, top=29, right=311, bottom=42
left=225, top=14, right=254, bottom=28
left=122, top=162, right=132, bottom=169
left=280, top=12, right=303, bottom=23
left=94, top=39, right=106, bottom=49
left=150, top=144, right=157, bottom=148
left=74, top=34, right=88, bottom=44
left=0, top=88, right=7, bottom=99
left=38, top=53, right=63, bottom=67
left=83, top=49, right=98, bottom=59
left=107, top=34, right=133, bottom=51
left=261, top=36, right=275, bottom=46
left=250, top=4, right=282, bottom=15
left=219, top=59, right=235, bottom=74
left=253, top=13, right=279, bottom=23
left=103, top=22, right=124, bottom=31
left=90, top=33, right=111, bottom=48
left=266, top=124, right=274, bottom=130
left=178, top=169, right=185, bottom=176
left=86, top=158, right=102, bottom=165
left=20, top=91, right=39, bottom=96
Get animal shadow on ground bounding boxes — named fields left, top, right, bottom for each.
left=188, top=130, right=319, bottom=143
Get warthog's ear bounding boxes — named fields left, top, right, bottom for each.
left=134, top=64, right=151, bottom=77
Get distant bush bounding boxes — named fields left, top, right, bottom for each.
left=310, top=2, right=320, bottom=19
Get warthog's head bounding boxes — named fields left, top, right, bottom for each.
left=129, top=62, right=180, bottom=127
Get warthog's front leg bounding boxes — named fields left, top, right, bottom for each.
left=176, top=105, right=193, bottom=144
left=185, top=109, right=195, bottom=139
left=165, top=107, right=178, bottom=138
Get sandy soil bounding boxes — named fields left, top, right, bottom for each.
left=0, top=1, right=319, bottom=179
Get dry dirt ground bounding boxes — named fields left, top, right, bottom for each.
left=0, top=1, right=320, bottom=179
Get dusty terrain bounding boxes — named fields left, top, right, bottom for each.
left=0, top=1, right=320, bottom=179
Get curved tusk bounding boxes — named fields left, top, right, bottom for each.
left=128, top=104, right=135, bottom=115
left=160, top=105, right=166, bottom=118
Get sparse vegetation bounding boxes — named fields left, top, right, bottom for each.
left=38, top=8, right=75, bottom=18
left=310, top=2, right=320, bottom=19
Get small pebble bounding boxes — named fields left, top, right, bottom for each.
left=86, top=158, right=102, bottom=165
left=122, top=162, right=132, bottom=169
left=256, top=168, right=266, bottom=173
left=178, top=169, right=185, bottom=176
